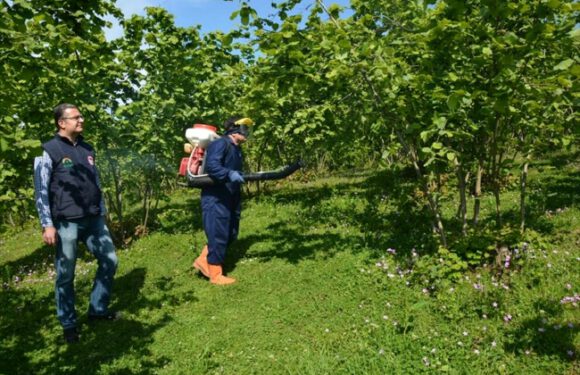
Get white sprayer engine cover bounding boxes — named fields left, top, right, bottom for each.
left=185, top=124, right=219, bottom=149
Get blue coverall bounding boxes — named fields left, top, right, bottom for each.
left=201, top=135, right=243, bottom=265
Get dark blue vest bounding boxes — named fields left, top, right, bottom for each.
left=42, top=135, right=102, bottom=220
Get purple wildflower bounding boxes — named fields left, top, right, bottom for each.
left=560, top=294, right=580, bottom=306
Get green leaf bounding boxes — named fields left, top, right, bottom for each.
left=240, top=7, right=249, bottom=26
left=553, top=59, right=574, bottom=71
left=446, top=152, right=456, bottom=161
left=229, top=10, right=240, bottom=21
left=546, top=0, right=561, bottom=9
left=0, top=137, right=8, bottom=152
left=447, top=94, right=460, bottom=112
left=15, top=139, right=41, bottom=148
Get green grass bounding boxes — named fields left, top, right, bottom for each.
left=1, top=157, right=578, bottom=374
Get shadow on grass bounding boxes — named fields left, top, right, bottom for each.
left=1, top=243, right=105, bottom=285
left=149, top=194, right=202, bottom=235
left=1, top=245, right=55, bottom=280
left=0, top=267, right=194, bottom=374
left=221, top=168, right=436, bottom=271
left=528, top=170, right=580, bottom=213
left=504, top=298, right=577, bottom=361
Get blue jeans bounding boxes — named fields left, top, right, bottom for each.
left=55, top=216, right=118, bottom=329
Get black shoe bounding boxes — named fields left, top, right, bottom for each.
left=63, top=327, right=80, bottom=343
left=88, top=311, right=122, bottom=322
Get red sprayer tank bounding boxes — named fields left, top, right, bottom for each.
left=178, top=124, right=218, bottom=177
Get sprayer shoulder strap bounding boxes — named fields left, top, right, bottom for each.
left=220, top=137, right=233, bottom=163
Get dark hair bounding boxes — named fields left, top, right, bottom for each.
left=223, top=116, right=242, bottom=132
left=53, top=103, right=78, bottom=129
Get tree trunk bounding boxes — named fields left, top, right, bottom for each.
left=520, top=157, right=530, bottom=233
left=473, top=162, right=483, bottom=227
left=490, top=116, right=503, bottom=228
left=103, top=152, right=126, bottom=243
left=455, top=158, right=467, bottom=236
left=355, top=69, right=448, bottom=246
left=410, top=149, right=447, bottom=247
left=142, top=180, right=151, bottom=232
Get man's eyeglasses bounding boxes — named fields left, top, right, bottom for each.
left=61, top=115, right=84, bottom=121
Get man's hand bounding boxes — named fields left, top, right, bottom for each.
left=228, top=170, right=245, bottom=184
left=42, top=226, right=57, bottom=246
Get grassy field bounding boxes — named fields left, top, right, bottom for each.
left=1, top=156, right=578, bottom=374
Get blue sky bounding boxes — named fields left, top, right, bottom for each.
left=106, top=0, right=352, bottom=40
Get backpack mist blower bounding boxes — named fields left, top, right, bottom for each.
left=178, top=118, right=303, bottom=188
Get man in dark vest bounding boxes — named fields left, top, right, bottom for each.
left=34, top=103, right=119, bottom=344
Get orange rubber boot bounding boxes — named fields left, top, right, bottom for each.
left=208, top=264, right=236, bottom=285
left=193, top=245, right=209, bottom=278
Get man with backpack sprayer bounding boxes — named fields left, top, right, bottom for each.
left=193, top=116, right=252, bottom=285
